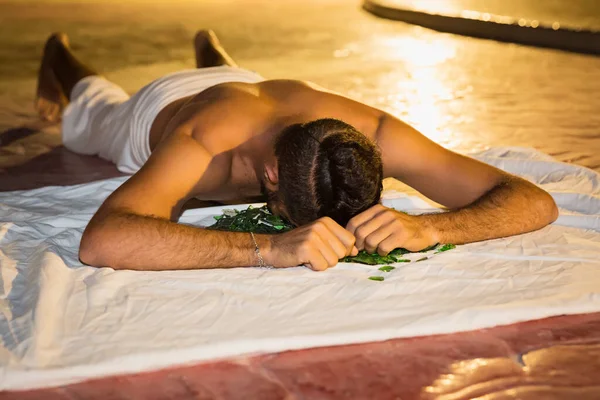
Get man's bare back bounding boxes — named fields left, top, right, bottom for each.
left=35, top=31, right=558, bottom=272
left=148, top=79, right=382, bottom=204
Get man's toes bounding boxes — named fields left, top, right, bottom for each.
left=194, top=29, right=220, bottom=48
left=49, top=32, right=70, bottom=48
left=36, top=101, right=49, bottom=121
left=35, top=97, right=62, bottom=123
left=204, top=29, right=218, bottom=42
left=46, top=103, right=62, bottom=123
left=35, top=97, right=51, bottom=121
left=195, top=29, right=214, bottom=40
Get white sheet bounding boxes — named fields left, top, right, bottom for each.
left=1, top=147, right=599, bottom=391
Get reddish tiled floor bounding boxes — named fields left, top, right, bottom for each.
left=4, top=313, right=599, bottom=400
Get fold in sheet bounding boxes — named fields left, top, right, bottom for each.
left=1, top=147, right=599, bottom=391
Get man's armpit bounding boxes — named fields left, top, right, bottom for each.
left=100, top=133, right=214, bottom=220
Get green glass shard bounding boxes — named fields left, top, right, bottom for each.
left=418, top=244, right=439, bottom=253
left=389, top=248, right=410, bottom=258
left=210, top=206, right=456, bottom=265
left=378, top=266, right=395, bottom=272
left=342, top=251, right=397, bottom=265
left=209, top=205, right=294, bottom=234
left=368, top=276, right=385, bottom=281
left=435, top=243, right=456, bottom=253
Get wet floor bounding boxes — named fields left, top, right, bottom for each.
left=381, top=0, right=600, bottom=29
left=1, top=0, right=599, bottom=172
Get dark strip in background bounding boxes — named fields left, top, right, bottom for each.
left=363, top=0, right=600, bottom=56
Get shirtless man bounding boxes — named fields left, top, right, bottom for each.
left=35, top=31, right=558, bottom=272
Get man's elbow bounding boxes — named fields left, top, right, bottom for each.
left=79, top=225, right=112, bottom=267
left=537, top=188, right=559, bottom=225
left=546, top=193, right=559, bottom=224
left=510, top=176, right=558, bottom=227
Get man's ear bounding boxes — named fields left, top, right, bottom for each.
left=264, top=160, right=279, bottom=186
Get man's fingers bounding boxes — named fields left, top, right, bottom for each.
left=318, top=243, right=341, bottom=269
left=302, top=227, right=340, bottom=270
left=303, top=247, right=328, bottom=271
left=317, top=217, right=356, bottom=256
left=364, top=222, right=396, bottom=254
left=313, top=221, right=348, bottom=259
left=354, top=210, right=396, bottom=250
left=376, top=231, right=403, bottom=256
left=346, top=204, right=386, bottom=234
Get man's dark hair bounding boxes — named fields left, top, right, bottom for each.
left=274, top=118, right=383, bottom=227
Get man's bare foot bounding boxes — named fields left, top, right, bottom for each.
left=194, top=30, right=238, bottom=68
left=35, top=33, right=70, bottom=123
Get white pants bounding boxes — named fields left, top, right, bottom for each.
left=62, top=67, right=265, bottom=174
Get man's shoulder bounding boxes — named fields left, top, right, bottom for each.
left=258, top=79, right=331, bottom=98
left=181, top=92, right=272, bottom=151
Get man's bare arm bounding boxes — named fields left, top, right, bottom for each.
left=80, top=131, right=356, bottom=271
left=82, top=209, right=261, bottom=270
left=80, top=131, right=253, bottom=270
left=422, top=174, right=557, bottom=244
left=347, top=114, right=558, bottom=252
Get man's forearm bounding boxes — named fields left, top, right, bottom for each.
left=420, top=176, right=558, bottom=245
left=80, top=210, right=268, bottom=270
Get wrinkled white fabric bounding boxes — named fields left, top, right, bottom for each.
left=1, top=147, right=599, bottom=391
left=62, top=67, right=264, bottom=173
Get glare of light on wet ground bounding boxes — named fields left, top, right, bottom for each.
left=0, top=0, right=599, bottom=169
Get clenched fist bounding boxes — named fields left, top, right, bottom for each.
left=262, top=217, right=358, bottom=271
left=346, top=204, right=438, bottom=254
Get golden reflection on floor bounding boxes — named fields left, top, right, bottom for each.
left=423, top=344, right=600, bottom=399
left=378, top=0, right=462, bottom=15
left=374, top=34, right=459, bottom=145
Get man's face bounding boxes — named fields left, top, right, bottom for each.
left=260, top=179, right=293, bottom=225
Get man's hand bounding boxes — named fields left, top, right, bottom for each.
left=346, top=204, right=438, bottom=255
left=262, top=217, right=358, bottom=271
